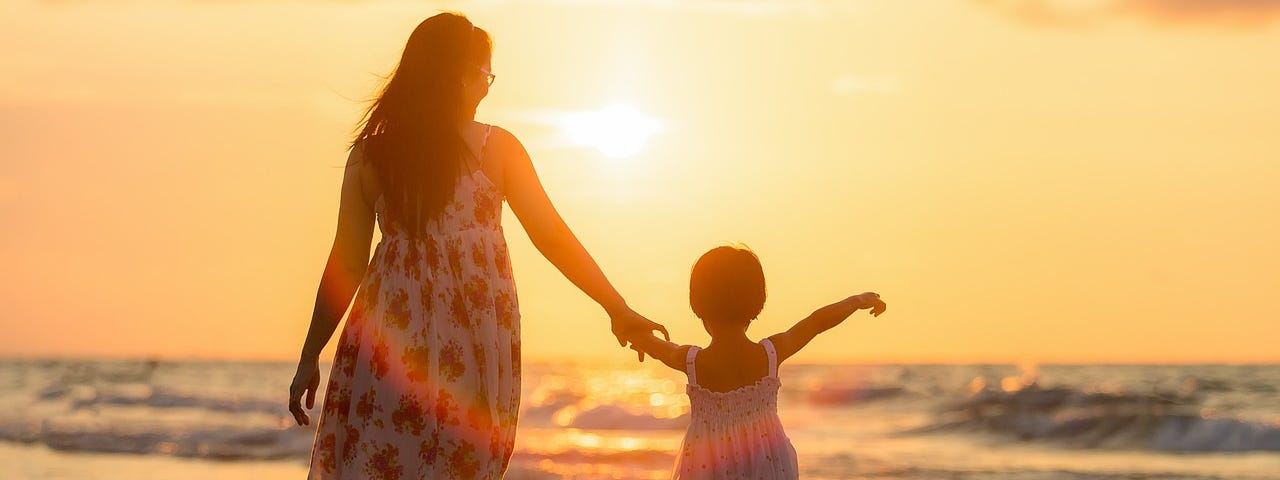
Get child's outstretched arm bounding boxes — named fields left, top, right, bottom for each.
left=628, top=332, right=692, bottom=373
left=767, top=292, right=886, bottom=364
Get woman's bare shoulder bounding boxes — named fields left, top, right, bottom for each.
left=483, top=124, right=525, bottom=151
left=345, top=140, right=380, bottom=208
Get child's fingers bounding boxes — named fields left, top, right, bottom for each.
left=871, top=303, right=887, bottom=316
left=655, top=324, right=671, bottom=341
left=629, top=344, right=646, bottom=362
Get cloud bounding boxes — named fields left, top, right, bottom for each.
left=974, top=0, right=1280, bottom=28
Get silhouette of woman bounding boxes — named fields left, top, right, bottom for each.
left=287, top=12, right=668, bottom=479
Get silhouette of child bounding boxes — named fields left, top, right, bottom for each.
left=629, top=245, right=887, bottom=479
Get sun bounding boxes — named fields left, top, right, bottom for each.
left=560, top=104, right=661, bottom=159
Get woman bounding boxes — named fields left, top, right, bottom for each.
left=287, top=12, right=667, bottom=479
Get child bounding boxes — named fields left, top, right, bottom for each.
left=629, top=245, right=887, bottom=479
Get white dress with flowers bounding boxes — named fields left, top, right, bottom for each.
left=307, top=125, right=522, bottom=479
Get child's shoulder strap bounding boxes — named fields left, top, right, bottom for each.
left=685, top=346, right=701, bottom=387
left=761, top=339, right=778, bottom=378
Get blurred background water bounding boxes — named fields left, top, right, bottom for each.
left=2, top=358, right=1278, bottom=479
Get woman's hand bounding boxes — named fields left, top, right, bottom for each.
left=288, top=356, right=321, bottom=426
left=609, top=307, right=669, bottom=361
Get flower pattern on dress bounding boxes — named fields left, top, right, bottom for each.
left=494, top=242, right=512, bottom=280
left=392, top=394, right=428, bottom=436
left=401, top=345, right=431, bottom=384
left=308, top=126, right=520, bottom=479
left=496, top=291, right=515, bottom=330
left=386, top=289, right=410, bottom=330
left=365, top=444, right=403, bottom=480
left=449, top=289, right=471, bottom=328
left=418, top=432, right=442, bottom=464
left=369, top=335, right=391, bottom=380
left=341, top=424, right=361, bottom=463
left=316, top=433, right=336, bottom=473
left=449, top=440, right=481, bottom=478
left=464, top=277, right=489, bottom=311
left=355, top=389, right=383, bottom=426
left=440, top=340, right=466, bottom=382
left=434, top=388, right=461, bottom=428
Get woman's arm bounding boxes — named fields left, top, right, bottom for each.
left=290, top=146, right=376, bottom=425
left=299, top=147, right=377, bottom=360
left=767, top=292, right=886, bottom=364
left=493, top=126, right=668, bottom=347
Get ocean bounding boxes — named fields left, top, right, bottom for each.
left=2, top=358, right=1278, bottom=479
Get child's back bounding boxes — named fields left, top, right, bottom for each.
left=628, top=246, right=888, bottom=480
left=675, top=338, right=797, bottom=479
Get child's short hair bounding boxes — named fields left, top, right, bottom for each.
left=689, top=245, right=766, bottom=325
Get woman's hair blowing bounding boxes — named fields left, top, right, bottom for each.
left=351, top=12, right=492, bottom=236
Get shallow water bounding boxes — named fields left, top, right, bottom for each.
left=2, top=358, right=1278, bottom=479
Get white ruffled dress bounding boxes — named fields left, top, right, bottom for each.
left=673, top=339, right=800, bottom=479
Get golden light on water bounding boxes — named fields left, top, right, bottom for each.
left=548, top=369, right=689, bottom=428
left=968, top=376, right=987, bottom=394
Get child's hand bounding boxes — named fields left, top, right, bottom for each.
left=629, top=343, right=647, bottom=362
left=848, top=292, right=887, bottom=317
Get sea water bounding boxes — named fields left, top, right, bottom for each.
left=2, top=359, right=1278, bottom=479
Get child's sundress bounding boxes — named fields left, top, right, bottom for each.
left=674, top=339, right=799, bottom=479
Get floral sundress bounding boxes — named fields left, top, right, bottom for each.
left=308, top=125, right=521, bottom=479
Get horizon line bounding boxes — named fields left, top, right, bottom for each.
left=3, top=353, right=1278, bottom=366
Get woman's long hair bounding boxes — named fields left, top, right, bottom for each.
left=351, top=12, right=492, bottom=236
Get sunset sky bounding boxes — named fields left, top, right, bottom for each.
left=2, top=0, right=1277, bottom=363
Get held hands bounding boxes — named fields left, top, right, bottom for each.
left=288, top=356, right=321, bottom=426
left=847, top=292, right=887, bottom=317
left=609, top=306, right=669, bottom=362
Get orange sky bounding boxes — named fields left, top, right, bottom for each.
left=2, top=0, right=1277, bottom=363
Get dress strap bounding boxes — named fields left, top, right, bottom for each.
left=761, top=339, right=778, bottom=378
left=462, top=124, right=494, bottom=173
left=685, top=346, right=700, bottom=387
left=477, top=124, right=493, bottom=166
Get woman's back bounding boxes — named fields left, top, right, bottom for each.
left=359, top=121, right=505, bottom=218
